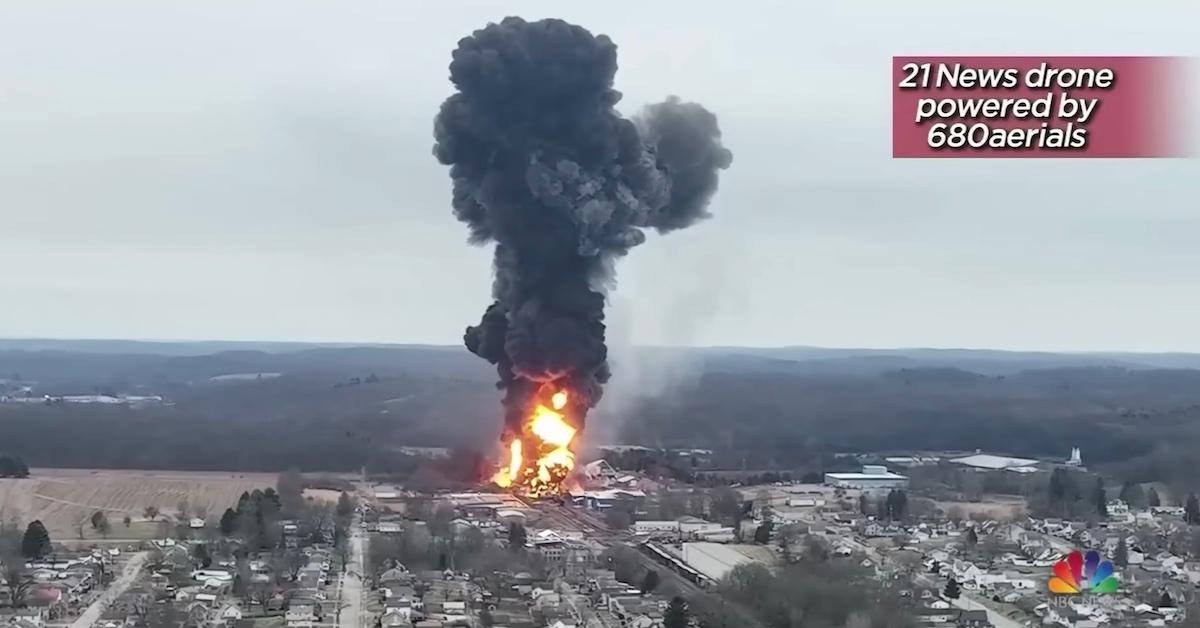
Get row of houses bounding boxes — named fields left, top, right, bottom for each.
left=0, top=549, right=115, bottom=619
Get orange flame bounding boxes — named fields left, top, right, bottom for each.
left=492, top=387, right=577, bottom=497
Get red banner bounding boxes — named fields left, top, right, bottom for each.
left=892, top=56, right=1189, bottom=158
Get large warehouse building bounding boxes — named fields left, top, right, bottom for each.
left=949, top=453, right=1039, bottom=471
left=681, top=542, right=755, bottom=581
left=823, top=465, right=909, bottom=490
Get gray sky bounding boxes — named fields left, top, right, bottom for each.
left=2, top=1, right=1198, bottom=351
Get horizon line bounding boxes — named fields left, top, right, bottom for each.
left=0, top=336, right=1198, bottom=357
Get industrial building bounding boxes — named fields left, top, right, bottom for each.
left=567, top=488, right=647, bottom=511
left=633, top=516, right=721, bottom=535
left=632, top=516, right=729, bottom=540
left=823, top=465, right=908, bottom=490
left=949, top=453, right=1039, bottom=471
left=681, top=542, right=754, bottom=581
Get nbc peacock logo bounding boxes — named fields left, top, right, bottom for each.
left=1048, top=549, right=1118, bottom=594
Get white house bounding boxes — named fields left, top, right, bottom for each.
left=380, top=609, right=409, bottom=627
left=285, top=604, right=316, bottom=628
left=214, top=603, right=242, bottom=627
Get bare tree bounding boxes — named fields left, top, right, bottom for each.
left=143, top=505, right=160, bottom=522
left=275, top=549, right=304, bottom=582
left=129, top=592, right=151, bottom=625
left=980, top=534, right=1002, bottom=564
left=90, top=511, right=111, bottom=538
left=0, top=514, right=22, bottom=556
left=186, top=603, right=208, bottom=628
left=428, top=503, right=456, bottom=539
left=248, top=582, right=278, bottom=616
left=892, top=550, right=923, bottom=579
left=2, top=556, right=33, bottom=607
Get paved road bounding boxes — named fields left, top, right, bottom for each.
left=951, top=595, right=1025, bottom=628
left=70, top=551, right=148, bottom=628
left=339, top=521, right=366, bottom=628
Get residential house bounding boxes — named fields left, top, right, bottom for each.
left=863, top=521, right=900, bottom=538
left=381, top=608, right=409, bottom=627
left=956, top=610, right=992, bottom=628
left=214, top=603, right=242, bottom=627
left=379, top=567, right=409, bottom=587
left=285, top=604, right=317, bottom=628
left=382, top=600, right=413, bottom=624
left=0, top=609, right=45, bottom=627
left=915, top=607, right=955, bottom=625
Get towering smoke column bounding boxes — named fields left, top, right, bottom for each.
left=433, top=17, right=732, bottom=491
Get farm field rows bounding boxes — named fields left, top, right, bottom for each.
left=0, top=468, right=276, bottom=540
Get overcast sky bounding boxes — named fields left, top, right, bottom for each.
left=1, top=1, right=1198, bottom=351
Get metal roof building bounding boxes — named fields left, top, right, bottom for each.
left=824, top=465, right=908, bottom=490
left=949, top=454, right=1038, bottom=470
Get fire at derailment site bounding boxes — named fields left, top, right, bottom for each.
left=432, top=17, right=733, bottom=497
left=492, top=386, right=576, bottom=497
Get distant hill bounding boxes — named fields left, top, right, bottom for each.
left=1, top=338, right=1200, bottom=478
left=0, top=338, right=456, bottom=356
left=691, top=346, right=1163, bottom=375
left=1, top=338, right=1195, bottom=373
left=0, top=344, right=491, bottom=389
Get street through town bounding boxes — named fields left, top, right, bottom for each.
left=338, top=519, right=366, bottom=628
left=69, top=551, right=148, bottom=628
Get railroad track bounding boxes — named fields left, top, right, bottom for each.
left=519, top=497, right=707, bottom=596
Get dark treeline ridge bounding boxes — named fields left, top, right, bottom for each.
left=619, top=366, right=1200, bottom=489
left=0, top=454, right=29, bottom=478
left=3, top=345, right=1200, bottom=488
left=0, top=370, right=499, bottom=475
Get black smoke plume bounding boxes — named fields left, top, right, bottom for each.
left=433, top=16, right=732, bottom=442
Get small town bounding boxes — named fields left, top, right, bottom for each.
left=1, top=1, right=1196, bottom=627
left=2, top=445, right=1199, bottom=628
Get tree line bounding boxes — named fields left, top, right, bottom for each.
left=0, top=455, right=29, bottom=478
left=700, top=552, right=913, bottom=628
left=618, top=368, right=1200, bottom=472
left=1, top=519, right=53, bottom=606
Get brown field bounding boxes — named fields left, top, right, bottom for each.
left=0, top=468, right=276, bottom=540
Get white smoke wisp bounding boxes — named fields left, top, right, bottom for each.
left=586, top=253, right=734, bottom=454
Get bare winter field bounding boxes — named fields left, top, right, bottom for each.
left=0, top=468, right=275, bottom=540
